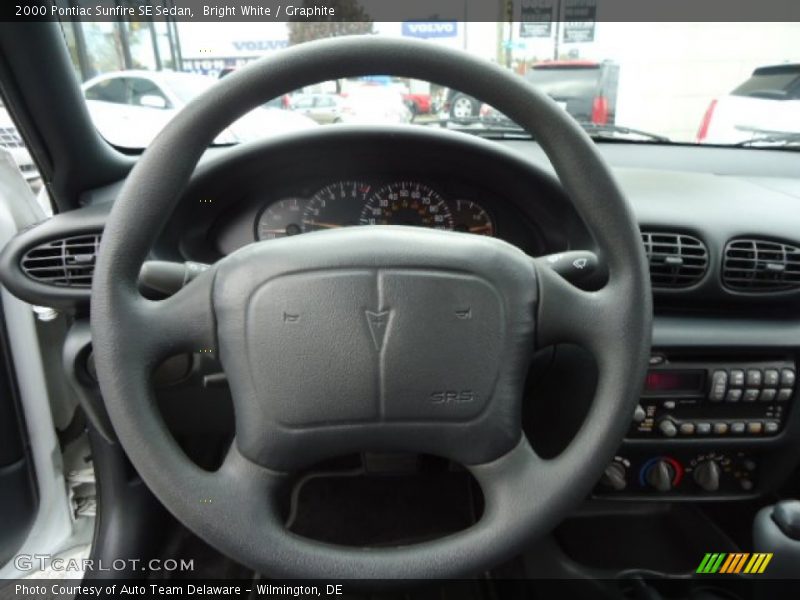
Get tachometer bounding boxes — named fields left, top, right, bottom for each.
left=255, top=197, right=305, bottom=240
left=360, top=181, right=453, bottom=229
left=450, top=199, right=495, bottom=236
left=303, top=180, right=372, bottom=232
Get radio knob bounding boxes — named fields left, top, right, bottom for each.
left=646, top=459, right=676, bottom=492
left=693, top=460, right=721, bottom=492
left=601, top=462, right=627, bottom=491
left=658, top=418, right=678, bottom=438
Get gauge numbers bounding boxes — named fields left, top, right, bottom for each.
left=303, top=181, right=372, bottom=232
left=256, top=182, right=494, bottom=241
left=450, top=199, right=495, bottom=236
left=255, top=197, right=305, bottom=240
left=359, top=181, right=453, bottom=230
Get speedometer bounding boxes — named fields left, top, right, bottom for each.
left=303, top=181, right=372, bottom=232
left=359, top=181, right=453, bottom=230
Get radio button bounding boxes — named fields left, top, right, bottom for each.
left=725, top=389, right=743, bottom=403
left=663, top=400, right=676, bottom=410
left=709, top=370, right=728, bottom=401
left=729, top=369, right=745, bottom=387
left=764, top=421, right=780, bottom=435
left=776, top=388, right=793, bottom=402
left=658, top=419, right=678, bottom=438
left=780, top=368, right=796, bottom=387
left=743, top=389, right=760, bottom=402
left=633, top=404, right=646, bottom=423
left=712, top=422, right=729, bottom=435
left=696, top=422, right=711, bottom=435
left=746, top=369, right=763, bottom=388
left=730, top=422, right=746, bottom=434
left=759, top=389, right=777, bottom=403
left=679, top=422, right=696, bottom=435
left=747, top=422, right=763, bottom=434
left=764, top=369, right=780, bottom=387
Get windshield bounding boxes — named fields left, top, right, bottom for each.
left=60, top=19, right=800, bottom=149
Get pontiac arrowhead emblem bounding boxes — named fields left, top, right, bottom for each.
left=365, top=310, right=391, bottom=351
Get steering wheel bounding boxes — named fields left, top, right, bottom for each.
left=91, top=37, right=651, bottom=579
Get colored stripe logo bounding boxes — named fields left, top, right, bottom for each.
left=696, top=553, right=773, bottom=574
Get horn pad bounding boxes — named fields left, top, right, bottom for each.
left=213, top=227, right=537, bottom=471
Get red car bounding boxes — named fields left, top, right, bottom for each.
left=403, top=92, right=431, bottom=116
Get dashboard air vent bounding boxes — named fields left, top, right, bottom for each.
left=723, top=238, right=800, bottom=292
left=21, top=234, right=101, bottom=287
left=641, top=232, right=708, bottom=289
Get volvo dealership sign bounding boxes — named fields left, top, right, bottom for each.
left=401, top=21, right=458, bottom=39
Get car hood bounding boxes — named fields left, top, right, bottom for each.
left=225, top=108, right=318, bottom=143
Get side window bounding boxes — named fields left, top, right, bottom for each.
left=128, top=78, right=170, bottom=108
left=293, top=96, right=313, bottom=109
left=84, top=78, right=128, bottom=104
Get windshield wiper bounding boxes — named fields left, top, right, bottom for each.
left=423, top=116, right=532, bottom=138
left=580, top=123, right=670, bottom=142
left=734, top=131, right=800, bottom=148
left=426, top=116, right=669, bottom=142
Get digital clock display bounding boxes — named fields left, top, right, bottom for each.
left=643, top=370, right=706, bottom=396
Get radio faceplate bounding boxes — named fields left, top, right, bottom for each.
left=629, top=357, right=796, bottom=440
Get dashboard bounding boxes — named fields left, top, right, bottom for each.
left=3, top=127, right=800, bottom=507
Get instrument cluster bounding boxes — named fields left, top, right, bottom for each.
left=255, top=179, right=495, bottom=241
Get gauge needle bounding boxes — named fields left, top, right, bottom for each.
left=303, top=221, right=343, bottom=229
left=469, top=225, right=493, bottom=233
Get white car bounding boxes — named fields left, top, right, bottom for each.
left=82, top=70, right=317, bottom=148
left=338, top=86, right=412, bottom=125
left=697, top=63, right=800, bottom=145
left=0, top=103, right=39, bottom=183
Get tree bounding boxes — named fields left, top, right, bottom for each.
left=287, top=0, right=375, bottom=46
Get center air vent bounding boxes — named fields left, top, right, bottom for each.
left=21, top=234, right=101, bottom=287
left=641, top=232, right=708, bottom=289
left=723, top=238, right=800, bottom=292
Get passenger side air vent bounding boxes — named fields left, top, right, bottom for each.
left=20, top=234, right=101, bottom=287
left=723, top=238, right=800, bottom=292
left=641, top=232, right=708, bottom=288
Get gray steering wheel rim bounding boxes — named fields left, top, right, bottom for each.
left=91, top=36, right=652, bottom=578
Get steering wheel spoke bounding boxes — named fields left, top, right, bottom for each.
left=533, top=255, right=616, bottom=352
left=133, top=267, right=217, bottom=364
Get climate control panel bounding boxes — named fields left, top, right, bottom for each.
left=596, top=449, right=758, bottom=497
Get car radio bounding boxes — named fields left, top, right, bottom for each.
left=628, top=356, right=796, bottom=439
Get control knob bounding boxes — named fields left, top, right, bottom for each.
left=693, top=460, right=721, bottom=492
left=601, top=462, right=627, bottom=491
left=646, top=459, right=676, bottom=492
